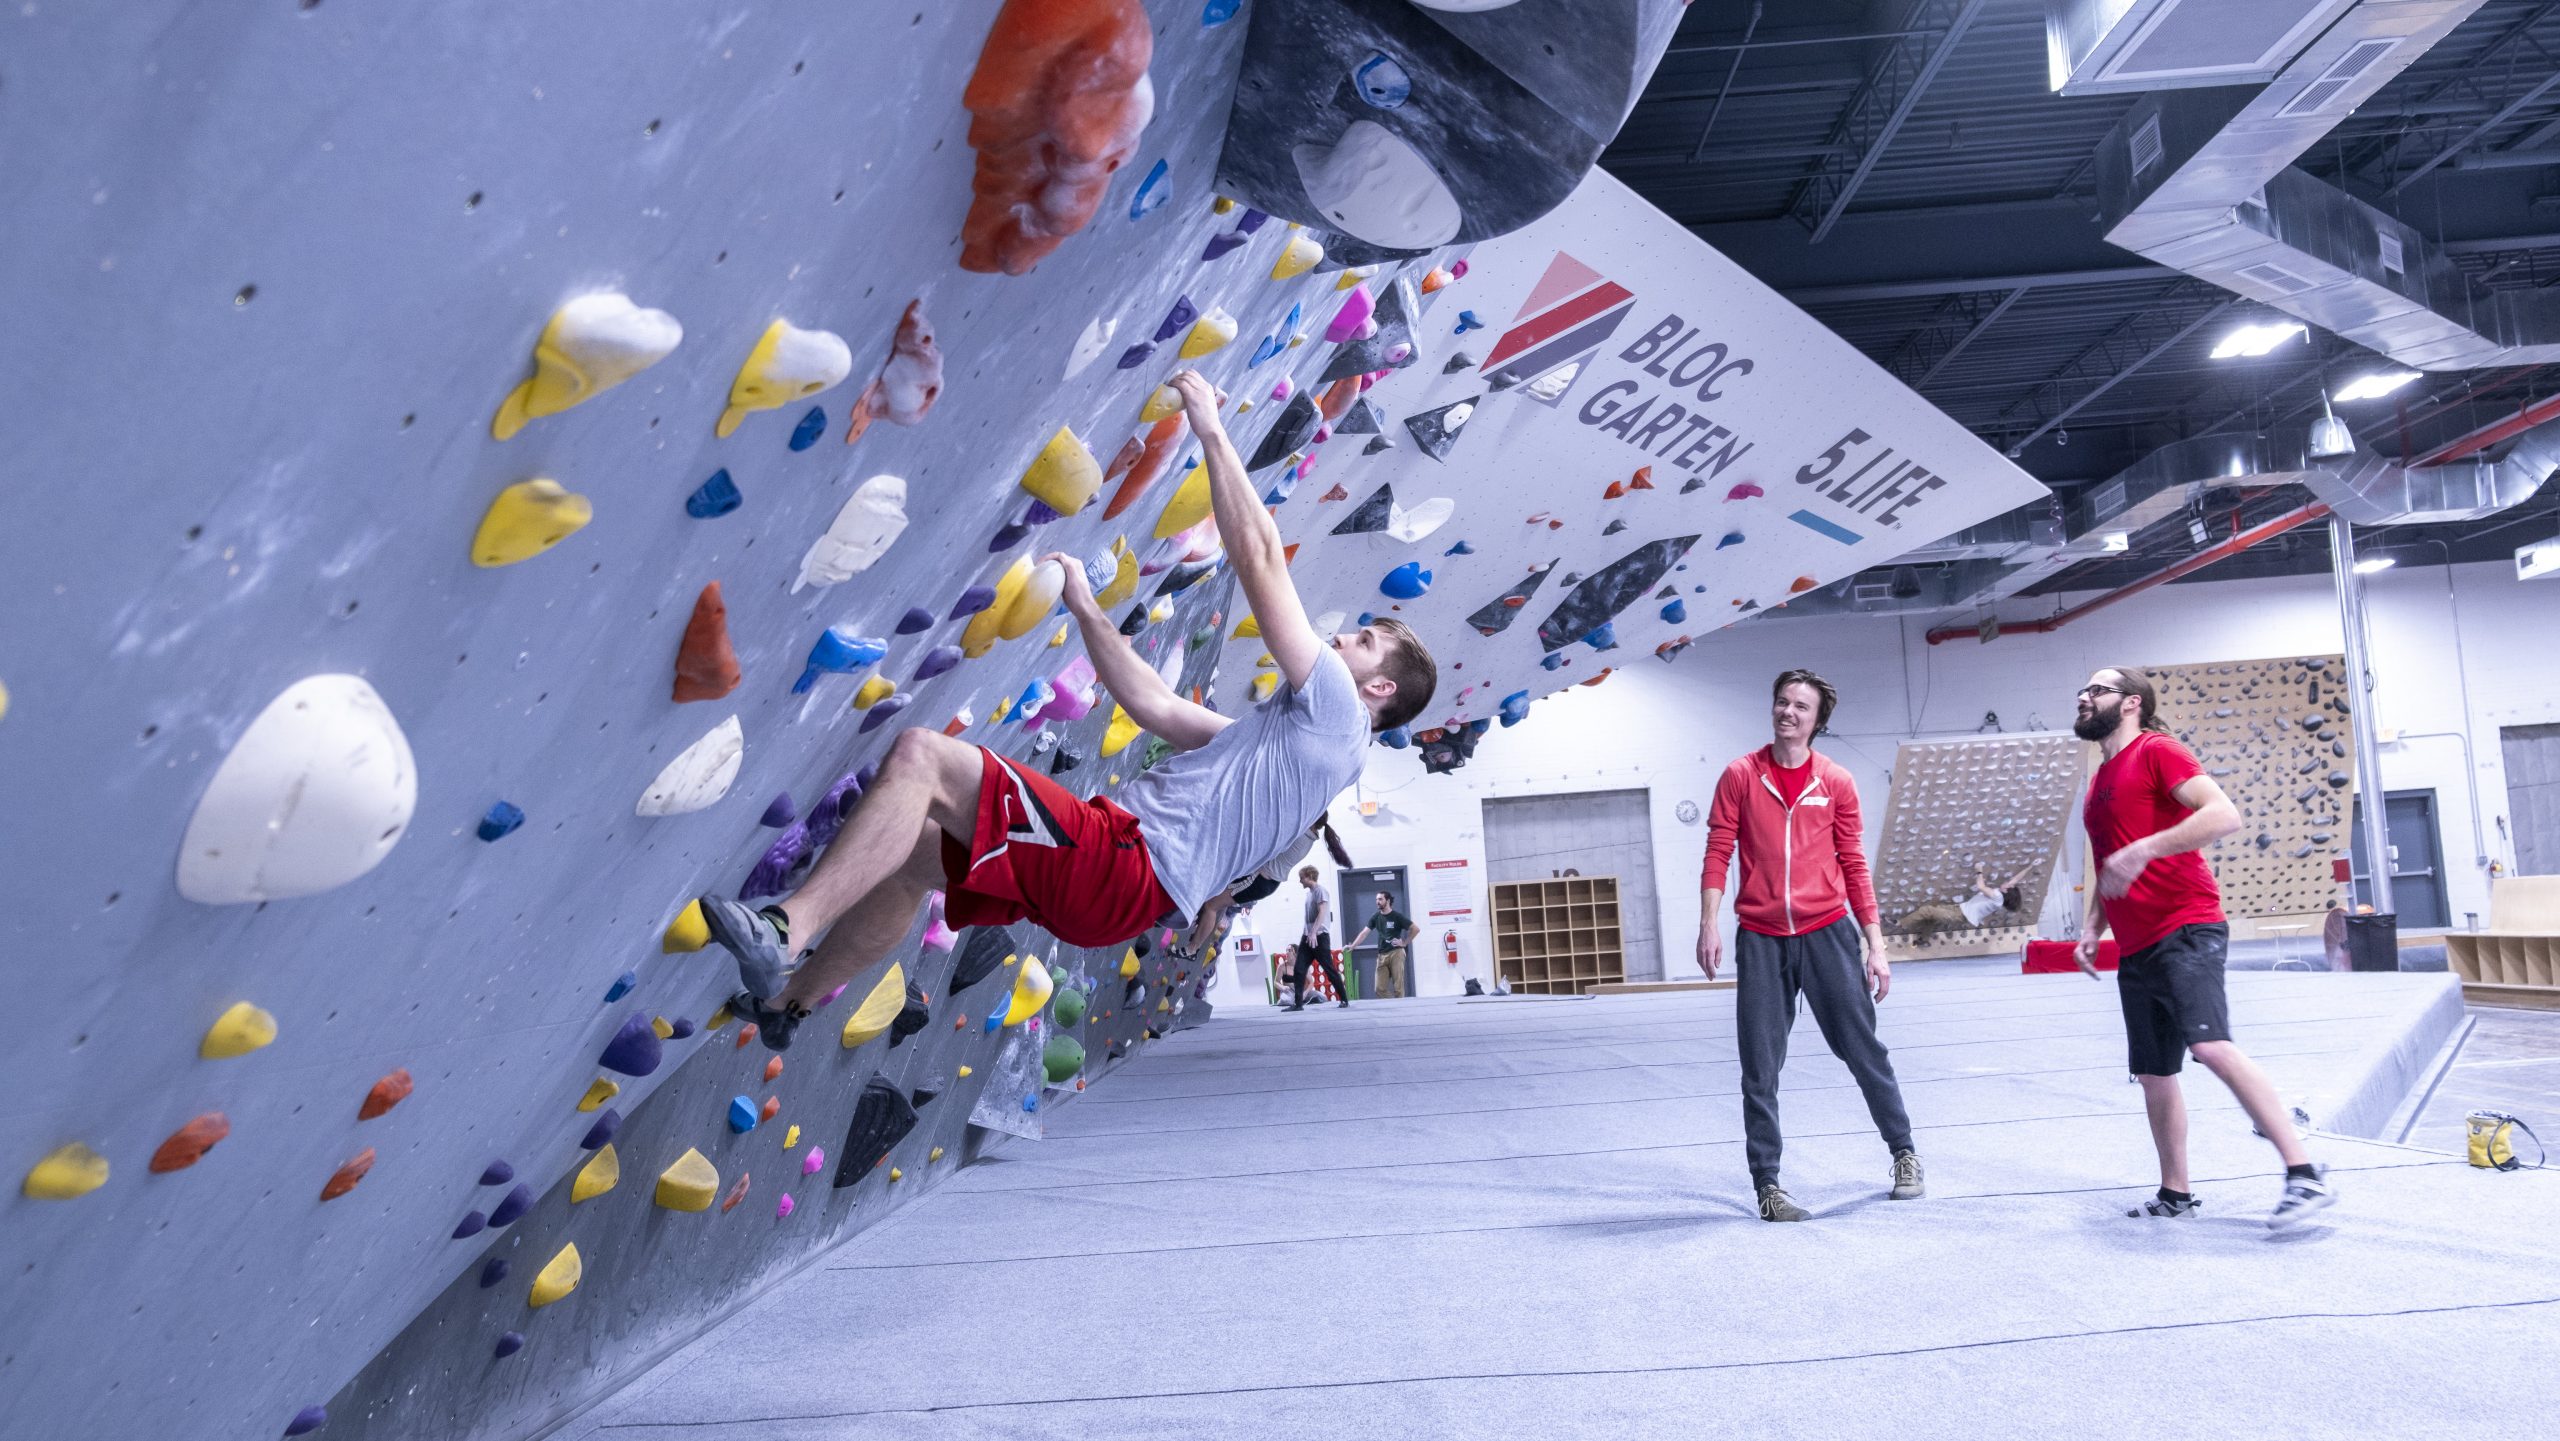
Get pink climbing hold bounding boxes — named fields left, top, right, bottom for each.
left=818, top=982, right=849, bottom=1007
left=1324, top=284, right=1374, bottom=344
left=1270, top=377, right=1294, bottom=403
left=1727, top=482, right=1765, bottom=501
left=1450, top=259, right=1469, bottom=279
left=776, top=1192, right=796, bottom=1219
left=802, top=1146, right=826, bottom=1176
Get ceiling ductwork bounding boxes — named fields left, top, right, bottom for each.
left=2094, top=1, right=2560, bottom=374
left=2047, top=0, right=2362, bottom=96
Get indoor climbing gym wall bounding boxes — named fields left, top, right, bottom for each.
left=0, top=4, right=2043, bottom=1440
left=1873, top=735, right=2080, bottom=960
left=2142, top=655, right=2357, bottom=924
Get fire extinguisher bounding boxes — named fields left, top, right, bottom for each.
left=1443, top=928, right=1460, bottom=967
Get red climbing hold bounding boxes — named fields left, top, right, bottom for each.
left=721, top=1171, right=751, bottom=1213
left=1102, top=434, right=1144, bottom=484
left=1318, top=483, right=1349, bottom=503
left=673, top=581, right=742, bottom=703
left=764, top=1055, right=784, bottom=1082
left=359, top=1069, right=414, bottom=1120
left=321, top=1148, right=376, bottom=1201
left=1629, top=467, right=1654, bottom=490
left=1317, top=377, right=1360, bottom=422
left=150, top=1113, right=231, bottom=1173
left=1105, top=416, right=1185, bottom=519
left=760, top=1095, right=780, bottom=1122
left=1603, top=481, right=1625, bottom=500
left=1788, top=574, right=1818, bottom=594
left=958, top=0, right=1155, bottom=275
left=737, top=1023, right=758, bottom=1049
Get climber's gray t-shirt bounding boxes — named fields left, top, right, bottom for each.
left=1122, top=646, right=1369, bottom=919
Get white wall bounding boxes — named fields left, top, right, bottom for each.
left=1209, top=558, right=2560, bottom=1009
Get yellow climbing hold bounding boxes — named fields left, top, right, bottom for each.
left=0, top=679, right=10, bottom=723
left=1120, top=949, right=1141, bottom=979
left=1153, top=464, right=1211, bottom=538
left=958, top=1064, right=974, bottom=1078
left=1256, top=652, right=1275, bottom=669
left=578, top=1078, right=620, bottom=1112
left=1095, top=538, right=1139, bottom=608
left=1233, top=615, right=1261, bottom=639
left=1139, top=385, right=1182, bottom=423
left=998, top=560, right=1065, bottom=640
left=706, top=1004, right=733, bottom=1031
left=1213, top=195, right=1236, bottom=214
left=491, top=293, right=683, bottom=441
left=201, top=1002, right=277, bottom=1060
left=1335, top=265, right=1377, bottom=291
left=930, top=1146, right=945, bottom=1161
left=471, top=479, right=591, bottom=568
left=716, top=318, right=854, bottom=438
left=1271, top=233, right=1324, bottom=280
left=650, top=1015, right=675, bottom=1041
left=888, top=1167, right=904, bottom=1182
left=529, top=1243, right=582, bottom=1308
left=840, top=962, right=908, bottom=1048
left=961, top=556, right=1030, bottom=658
left=990, top=695, right=1014, bottom=724
left=1251, top=673, right=1279, bottom=702
left=1018, top=426, right=1102, bottom=515
left=1101, top=705, right=1141, bottom=756
left=572, top=1144, right=620, bottom=1202
left=1048, top=621, right=1072, bottom=648
left=654, top=1147, right=719, bottom=1212
left=1147, top=599, right=1173, bottom=624
left=23, top=1142, right=109, bottom=1200
left=1002, top=956, right=1055, bottom=1026
left=854, top=675, right=898, bottom=710
left=1178, top=308, right=1238, bottom=358
left=661, top=899, right=710, bottom=953
left=782, top=1125, right=800, bottom=1149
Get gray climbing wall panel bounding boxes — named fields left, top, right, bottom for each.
left=0, top=4, right=1329, bottom=1438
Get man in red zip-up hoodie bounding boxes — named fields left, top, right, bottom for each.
left=1698, top=670, right=1922, bottom=1222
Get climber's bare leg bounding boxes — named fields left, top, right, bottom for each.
left=775, top=822, right=948, bottom=1010
left=778, top=728, right=981, bottom=945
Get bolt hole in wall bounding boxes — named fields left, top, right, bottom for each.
left=1482, top=789, right=1661, bottom=983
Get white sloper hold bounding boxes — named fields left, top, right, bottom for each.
left=1386, top=496, right=1455, bottom=543
left=637, top=716, right=744, bottom=817
left=1292, top=120, right=1463, bottom=250
left=492, top=293, right=685, bottom=441
left=793, top=476, right=910, bottom=593
left=178, top=675, right=418, bottom=905
left=1065, top=316, right=1116, bottom=379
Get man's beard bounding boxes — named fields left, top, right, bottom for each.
left=2072, top=702, right=2120, bottom=741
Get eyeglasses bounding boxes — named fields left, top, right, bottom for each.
left=2076, top=685, right=2127, bottom=699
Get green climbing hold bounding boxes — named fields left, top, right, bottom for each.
left=1042, top=1034, right=1086, bottom=1083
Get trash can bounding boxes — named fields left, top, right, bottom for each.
left=2344, top=912, right=2399, bottom=972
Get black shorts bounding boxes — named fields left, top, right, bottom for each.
left=2117, top=922, right=2232, bottom=1076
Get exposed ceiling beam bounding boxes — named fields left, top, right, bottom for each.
left=2389, top=67, right=2560, bottom=193
left=1878, top=286, right=2030, bottom=391
left=1787, top=0, right=1993, bottom=244
left=1686, top=2, right=1762, bottom=164
left=1786, top=265, right=2161, bottom=304
left=1992, top=286, right=2243, bottom=453
left=1667, top=25, right=1937, bottom=56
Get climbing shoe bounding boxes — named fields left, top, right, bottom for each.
left=1890, top=1149, right=1926, bottom=1200
left=728, top=991, right=807, bottom=1053
left=700, top=896, right=794, bottom=1000
left=1757, top=1185, right=1810, bottom=1223
left=2268, top=1164, right=2335, bottom=1232
left=2127, top=1189, right=2202, bottom=1219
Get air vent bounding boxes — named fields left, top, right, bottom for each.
left=2129, top=112, right=2165, bottom=177
left=2234, top=259, right=2318, bottom=294
left=2278, top=37, right=2399, bottom=117
left=2089, top=478, right=2128, bottom=522
left=2378, top=229, right=2405, bottom=275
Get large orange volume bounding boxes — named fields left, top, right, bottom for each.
left=673, top=582, right=742, bottom=703
left=959, top=0, right=1154, bottom=275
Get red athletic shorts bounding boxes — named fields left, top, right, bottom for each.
left=940, top=747, right=1177, bottom=948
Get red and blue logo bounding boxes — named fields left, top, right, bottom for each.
left=1479, top=252, right=1635, bottom=406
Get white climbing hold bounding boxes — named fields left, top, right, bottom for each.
left=1293, top=120, right=1462, bottom=249
left=492, top=293, right=683, bottom=441
left=636, top=716, right=744, bottom=817
left=178, top=675, right=417, bottom=905
left=793, top=476, right=910, bottom=593
left=717, top=319, right=853, bottom=438
left=1386, top=496, right=1456, bottom=543
left=1065, top=316, right=1117, bottom=378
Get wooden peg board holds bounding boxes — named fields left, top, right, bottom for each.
left=1874, top=733, right=2079, bottom=960
left=2138, top=654, right=2353, bottom=924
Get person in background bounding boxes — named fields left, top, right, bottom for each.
left=1288, top=865, right=1347, bottom=1010
left=1698, top=668, right=1923, bottom=1222
left=1347, top=891, right=1415, bottom=1000
left=2070, top=666, right=2334, bottom=1230
left=1896, top=862, right=2038, bottom=939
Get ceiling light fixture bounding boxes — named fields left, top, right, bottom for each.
left=2100, top=531, right=2131, bottom=553
left=2308, top=389, right=2356, bottom=459
left=2353, top=555, right=2396, bottom=575
left=2334, top=370, right=2421, bottom=403
left=2209, top=321, right=2309, bottom=359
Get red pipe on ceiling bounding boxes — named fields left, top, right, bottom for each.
left=2410, top=389, right=2560, bottom=469
left=1924, top=500, right=2333, bottom=645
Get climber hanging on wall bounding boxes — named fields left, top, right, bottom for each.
left=699, top=371, right=1438, bottom=1050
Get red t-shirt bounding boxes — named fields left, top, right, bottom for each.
left=2084, top=731, right=2224, bottom=953
left=1770, top=757, right=1814, bottom=808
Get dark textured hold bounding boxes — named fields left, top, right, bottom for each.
left=494, top=1332, right=525, bottom=1359
left=1363, top=435, right=1393, bottom=455
left=1337, top=397, right=1384, bottom=434
left=889, top=981, right=930, bottom=1048
left=598, top=1013, right=663, bottom=1077
left=1331, top=484, right=1396, bottom=535
left=1536, top=537, right=1700, bottom=652
left=1317, top=275, right=1422, bottom=383
left=1049, top=747, right=1082, bottom=774
left=1443, top=352, right=1476, bottom=375
left=580, top=1109, right=620, bottom=1150
left=910, top=1086, right=940, bottom=1108
left=833, top=1076, right=919, bottom=1186
left=950, top=925, right=1016, bottom=992
left=487, top=1183, right=534, bottom=1228
left=1118, top=605, right=1148, bottom=636
left=479, top=1258, right=509, bottom=1288
left=1403, top=396, right=1479, bottom=461
left=2327, top=770, right=2350, bottom=788
left=1602, top=518, right=1626, bottom=535
left=1244, top=393, right=1321, bottom=471
left=1465, top=562, right=1556, bottom=636
left=479, top=1160, right=514, bottom=1186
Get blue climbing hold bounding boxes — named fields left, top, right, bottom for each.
left=789, top=406, right=826, bottom=452
left=1024, top=1093, right=1040, bottom=1112
left=1116, top=342, right=1157, bottom=370
left=1660, top=599, right=1687, bottom=624
left=1540, top=653, right=1566, bottom=671
left=452, top=1210, right=487, bottom=1240
left=1263, top=473, right=1299, bottom=507
left=913, top=644, right=963, bottom=681
left=1445, top=540, right=1476, bottom=555
left=286, top=1405, right=328, bottom=1437
left=603, top=970, right=637, bottom=1003
left=793, top=626, right=890, bottom=694
left=670, top=1016, right=697, bottom=1040
left=487, top=1182, right=534, bottom=1228
left=494, top=1332, right=525, bottom=1359
left=1381, top=564, right=1431, bottom=599
left=1129, top=158, right=1170, bottom=220
left=685, top=469, right=742, bottom=518
left=1203, top=0, right=1241, bottom=25
left=1013, top=678, right=1053, bottom=721
left=760, top=792, right=796, bottom=828
left=476, top=801, right=524, bottom=842
left=895, top=606, right=935, bottom=635
left=1203, top=230, right=1247, bottom=261
left=479, top=1160, right=514, bottom=1186
left=598, top=1013, right=663, bottom=1077
left=1154, top=295, right=1198, bottom=343
left=1454, top=310, right=1483, bottom=334
left=1248, top=334, right=1284, bottom=367
left=479, top=1258, right=509, bottom=1289
left=728, top=1096, right=758, bottom=1134
left=1499, top=690, right=1531, bottom=727
left=1717, top=531, right=1744, bottom=549
left=1379, top=726, right=1411, bottom=749
left=1356, top=611, right=1377, bottom=626
left=1353, top=53, right=1412, bottom=109
left=984, top=1013, right=1002, bottom=1034
left=1584, top=622, right=1618, bottom=651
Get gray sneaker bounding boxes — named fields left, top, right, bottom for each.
left=700, top=897, right=794, bottom=1000
left=1757, top=1184, right=1810, bottom=1222
left=2127, top=1189, right=2202, bottom=1219
left=2268, top=1165, right=2335, bottom=1232
left=1890, top=1149, right=1926, bottom=1200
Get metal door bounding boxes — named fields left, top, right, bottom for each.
left=2503, top=723, right=2560, bottom=875
left=2350, top=790, right=2449, bottom=929
left=1336, top=866, right=1410, bottom=999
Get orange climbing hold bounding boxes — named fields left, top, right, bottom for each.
left=844, top=300, right=945, bottom=445
left=1629, top=467, right=1654, bottom=490
left=1102, top=434, right=1144, bottom=485
left=958, top=0, right=1155, bottom=276
left=759, top=1095, right=780, bottom=1122
left=1104, top=416, right=1185, bottom=519
left=1603, top=481, right=1625, bottom=500
left=359, top=1069, right=414, bottom=1120
left=1317, top=377, right=1360, bottom=422
left=672, top=581, right=742, bottom=703
left=1789, top=575, right=1818, bottom=594
left=1318, top=483, right=1348, bottom=503
left=764, top=1055, right=784, bottom=1081
left=320, top=1148, right=376, bottom=1201
left=737, top=1024, right=758, bottom=1048
left=150, top=1113, right=231, bottom=1173
left=720, top=1172, right=751, bottom=1213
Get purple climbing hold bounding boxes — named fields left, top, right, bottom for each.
left=857, top=692, right=913, bottom=733
left=1202, top=230, right=1247, bottom=261
left=913, top=645, right=963, bottom=681
left=895, top=605, right=935, bottom=635
left=603, top=970, right=636, bottom=1003
left=598, top=1013, right=663, bottom=1077
left=853, top=762, right=878, bottom=792
left=1237, top=208, right=1269, bottom=234
left=494, top=1332, right=525, bottom=1359
left=1024, top=498, right=1062, bottom=526
left=669, top=1016, right=697, bottom=1040
left=479, top=1258, right=509, bottom=1288
left=452, top=1210, right=487, bottom=1240
left=759, top=792, right=796, bottom=828
left=728, top=1096, right=759, bottom=1133
left=479, top=1160, right=515, bottom=1186
left=989, top=521, right=1031, bottom=552
left=1115, top=342, right=1157, bottom=370
left=950, top=584, right=996, bottom=619
left=285, top=1405, right=327, bottom=1436
left=789, top=406, right=826, bottom=452
left=741, top=821, right=811, bottom=901
left=581, top=1109, right=621, bottom=1150
left=487, top=1183, right=534, bottom=1228
left=1154, top=295, right=1198, bottom=343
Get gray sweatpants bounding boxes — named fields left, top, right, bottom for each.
left=1735, top=915, right=1914, bottom=1189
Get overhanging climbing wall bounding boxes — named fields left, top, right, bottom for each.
left=2143, top=655, right=2356, bottom=921
left=1873, top=735, right=2079, bottom=960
